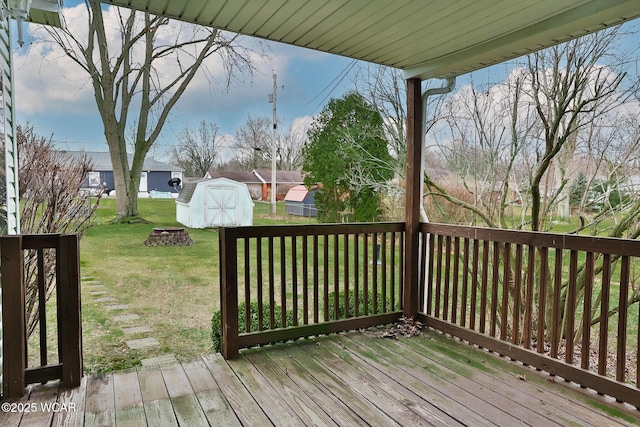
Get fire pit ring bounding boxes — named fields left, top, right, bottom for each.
left=144, top=227, right=193, bottom=246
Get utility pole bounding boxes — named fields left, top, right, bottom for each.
left=269, top=72, right=277, bottom=216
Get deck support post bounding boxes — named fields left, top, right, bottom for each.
left=220, top=227, right=239, bottom=359
left=1, top=235, right=26, bottom=398
left=403, top=78, right=423, bottom=318
left=58, top=235, right=83, bottom=388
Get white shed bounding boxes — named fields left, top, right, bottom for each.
left=176, top=178, right=254, bottom=228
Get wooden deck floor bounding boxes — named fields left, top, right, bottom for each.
left=2, top=329, right=640, bottom=426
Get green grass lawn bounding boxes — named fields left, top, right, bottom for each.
left=78, top=197, right=316, bottom=373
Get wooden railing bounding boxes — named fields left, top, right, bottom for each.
left=419, top=222, right=640, bottom=407
left=219, top=223, right=405, bottom=358
left=1, top=234, right=82, bottom=398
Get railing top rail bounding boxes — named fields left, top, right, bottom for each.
left=422, top=222, right=640, bottom=256
left=222, top=222, right=405, bottom=239
left=2, top=233, right=76, bottom=250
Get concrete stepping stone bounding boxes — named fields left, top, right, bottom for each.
left=105, top=304, right=129, bottom=311
left=89, top=290, right=108, bottom=295
left=141, top=354, right=177, bottom=366
left=113, top=314, right=140, bottom=322
left=122, top=325, right=152, bottom=334
left=126, top=338, right=159, bottom=349
left=94, top=296, right=117, bottom=303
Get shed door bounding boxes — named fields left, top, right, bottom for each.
left=205, top=186, right=238, bottom=226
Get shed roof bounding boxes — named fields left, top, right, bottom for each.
left=176, top=177, right=248, bottom=204
left=104, top=1, right=640, bottom=79
left=284, top=185, right=309, bottom=203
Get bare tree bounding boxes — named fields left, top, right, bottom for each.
left=170, top=120, right=220, bottom=177
left=276, top=120, right=308, bottom=170
left=233, top=114, right=272, bottom=169
left=17, top=123, right=101, bottom=337
left=45, top=1, right=260, bottom=222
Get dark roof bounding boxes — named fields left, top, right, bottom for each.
left=58, top=151, right=183, bottom=172
left=207, top=171, right=261, bottom=183
left=253, top=169, right=303, bottom=184
left=176, top=179, right=207, bottom=204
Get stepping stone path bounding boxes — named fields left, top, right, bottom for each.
left=82, top=277, right=168, bottom=357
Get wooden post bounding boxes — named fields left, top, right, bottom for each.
left=57, top=234, right=83, bottom=388
left=1, top=235, right=26, bottom=398
left=219, top=228, right=239, bottom=359
left=403, top=78, right=423, bottom=318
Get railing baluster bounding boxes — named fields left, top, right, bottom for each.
left=452, top=236, right=460, bottom=325
left=537, top=247, right=548, bottom=354
left=313, top=235, right=320, bottom=323
left=616, top=255, right=630, bottom=383
left=256, top=237, right=264, bottom=331
left=435, top=235, right=443, bottom=318
left=523, top=245, right=535, bottom=350
left=500, top=243, right=510, bottom=341
left=581, top=252, right=594, bottom=370
left=373, top=233, right=379, bottom=314
left=268, top=237, right=276, bottom=328
left=280, top=236, right=287, bottom=327
left=565, top=250, right=578, bottom=364
left=354, top=234, right=359, bottom=317
left=390, top=232, right=396, bottom=311
left=479, top=240, right=490, bottom=334
left=461, top=238, right=469, bottom=328
left=443, top=235, right=451, bottom=321
left=470, top=239, right=479, bottom=330
left=344, top=233, right=349, bottom=317
left=37, top=249, right=47, bottom=367
left=550, top=248, right=563, bottom=358
left=598, top=253, right=611, bottom=376
left=303, top=236, right=309, bottom=325
left=382, top=233, right=388, bottom=313
left=323, top=234, right=329, bottom=321
left=291, top=236, right=298, bottom=326
left=512, top=244, right=523, bottom=345
left=490, top=241, right=500, bottom=337
left=425, top=231, right=434, bottom=316
left=364, top=233, right=369, bottom=315
left=244, top=238, right=251, bottom=332
left=333, top=234, right=339, bottom=320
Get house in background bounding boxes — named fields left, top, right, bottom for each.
left=252, top=169, right=303, bottom=201
left=60, top=151, right=183, bottom=196
left=205, top=171, right=263, bottom=199
left=205, top=169, right=303, bottom=201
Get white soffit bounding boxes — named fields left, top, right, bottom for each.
left=103, top=0, right=640, bottom=79
left=29, top=0, right=64, bottom=28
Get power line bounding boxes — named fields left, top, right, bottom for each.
left=299, top=59, right=358, bottom=114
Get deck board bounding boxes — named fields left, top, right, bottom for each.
left=84, top=374, right=115, bottom=427
left=182, top=359, right=242, bottom=426
left=113, top=369, right=146, bottom=427
left=137, top=366, right=178, bottom=426
left=3, top=329, right=640, bottom=427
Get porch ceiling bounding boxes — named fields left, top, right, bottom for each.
left=104, top=0, right=640, bottom=79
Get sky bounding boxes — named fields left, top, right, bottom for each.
left=11, top=1, right=362, bottom=162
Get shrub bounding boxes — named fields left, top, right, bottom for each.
left=211, top=302, right=295, bottom=353
left=327, top=289, right=398, bottom=319
left=212, top=290, right=399, bottom=352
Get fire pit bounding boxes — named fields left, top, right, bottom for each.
left=144, top=227, right=193, bottom=246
